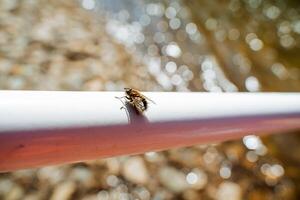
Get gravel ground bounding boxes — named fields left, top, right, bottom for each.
left=0, top=0, right=300, bottom=200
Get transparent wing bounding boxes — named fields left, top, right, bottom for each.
left=142, top=95, right=156, bottom=105
left=132, top=97, right=146, bottom=112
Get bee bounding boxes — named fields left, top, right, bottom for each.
left=122, top=88, right=155, bottom=114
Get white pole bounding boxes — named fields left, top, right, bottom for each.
left=0, top=91, right=299, bottom=172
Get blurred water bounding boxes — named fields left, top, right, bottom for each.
left=85, top=0, right=300, bottom=92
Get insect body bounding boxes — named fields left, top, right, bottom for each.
left=123, top=88, right=155, bottom=114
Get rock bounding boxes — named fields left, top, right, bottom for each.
left=132, top=187, right=151, bottom=200
left=69, top=167, right=95, bottom=187
left=186, top=168, right=208, bottom=189
left=106, top=175, right=120, bottom=187
left=0, top=0, right=17, bottom=11
left=81, top=194, right=98, bottom=200
left=182, top=189, right=201, bottom=200
left=13, top=169, right=36, bottom=184
left=23, top=193, right=42, bottom=200
left=122, top=156, right=149, bottom=185
left=6, top=184, right=24, bottom=200
left=97, top=190, right=110, bottom=200
left=169, top=148, right=203, bottom=167
left=37, top=166, right=66, bottom=185
left=105, top=158, right=121, bottom=174
left=216, top=181, right=242, bottom=200
left=0, top=179, right=14, bottom=195
left=158, top=166, right=188, bottom=193
left=50, top=182, right=76, bottom=200
left=144, top=151, right=165, bottom=163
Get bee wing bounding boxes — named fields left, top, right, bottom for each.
left=143, top=95, right=156, bottom=105
left=137, top=100, right=146, bottom=111
left=130, top=89, right=156, bottom=105
left=132, top=97, right=146, bottom=113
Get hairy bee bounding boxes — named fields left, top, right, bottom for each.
left=123, top=88, right=155, bottom=114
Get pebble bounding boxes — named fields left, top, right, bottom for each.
left=0, top=0, right=17, bottom=11
left=186, top=168, right=208, bottom=189
left=122, top=156, right=149, bottom=184
left=169, top=148, right=202, bottom=167
left=105, top=158, right=121, bottom=174
left=23, top=193, right=42, bottom=200
left=50, top=182, right=76, bottom=200
left=69, top=167, right=95, bottom=188
left=216, top=181, right=242, bottom=200
left=132, top=187, right=151, bottom=200
left=0, top=179, right=14, bottom=195
left=37, top=166, right=66, bottom=185
left=80, top=194, right=98, bottom=200
left=158, top=166, right=188, bottom=193
left=6, top=184, right=24, bottom=200
left=182, top=189, right=201, bottom=200
left=0, top=0, right=298, bottom=199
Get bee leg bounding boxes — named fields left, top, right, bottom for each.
left=115, top=96, right=128, bottom=110
left=115, top=96, right=130, bottom=123
left=121, top=106, right=131, bottom=123
left=125, top=96, right=134, bottom=103
left=120, top=106, right=125, bottom=110
left=117, top=96, right=134, bottom=104
left=116, top=96, right=126, bottom=99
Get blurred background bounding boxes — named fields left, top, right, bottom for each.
left=0, top=0, right=300, bottom=199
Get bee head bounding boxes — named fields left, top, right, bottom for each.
left=124, top=87, right=132, bottom=95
